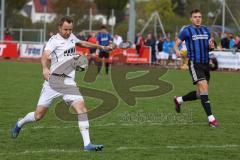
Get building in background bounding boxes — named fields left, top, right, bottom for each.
left=20, top=0, right=56, bottom=23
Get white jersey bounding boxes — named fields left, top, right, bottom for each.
left=44, top=33, right=81, bottom=79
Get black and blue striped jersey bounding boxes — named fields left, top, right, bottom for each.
left=179, top=25, right=211, bottom=64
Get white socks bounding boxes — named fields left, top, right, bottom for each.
left=208, top=115, right=215, bottom=122
left=18, top=111, right=91, bottom=146
left=17, top=112, right=36, bottom=127
left=78, top=113, right=91, bottom=147
left=177, top=97, right=184, bottom=104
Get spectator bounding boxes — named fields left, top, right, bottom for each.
left=155, top=36, right=164, bottom=64
left=229, top=33, right=235, bottom=49
left=87, top=31, right=97, bottom=64
left=135, top=33, right=144, bottom=54
left=156, top=36, right=163, bottom=52
left=234, top=34, right=240, bottom=49
left=211, top=35, right=218, bottom=49
left=169, top=36, right=177, bottom=65
left=159, top=36, right=171, bottom=65
left=234, top=33, right=240, bottom=46
left=4, top=28, right=13, bottom=41
left=221, top=33, right=229, bottom=49
left=145, top=33, right=156, bottom=63
left=113, top=34, right=123, bottom=47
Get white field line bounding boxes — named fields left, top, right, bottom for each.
left=24, top=122, right=240, bottom=130
left=116, top=144, right=240, bottom=151
left=0, top=144, right=239, bottom=156
left=0, top=149, right=80, bottom=156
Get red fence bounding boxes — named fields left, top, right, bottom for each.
left=0, top=42, right=151, bottom=64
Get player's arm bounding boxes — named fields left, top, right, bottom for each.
left=174, top=38, right=182, bottom=57
left=76, top=41, right=111, bottom=50
left=41, top=50, right=51, bottom=81
left=208, top=38, right=215, bottom=51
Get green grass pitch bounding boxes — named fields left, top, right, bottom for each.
left=0, top=61, right=240, bottom=160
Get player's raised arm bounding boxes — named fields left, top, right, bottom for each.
left=76, top=40, right=112, bottom=50
left=77, top=40, right=101, bottom=49
left=41, top=50, right=51, bottom=81
left=174, top=38, right=182, bottom=57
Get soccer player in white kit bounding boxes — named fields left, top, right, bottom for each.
left=11, top=16, right=110, bottom=151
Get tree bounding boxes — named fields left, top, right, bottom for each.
left=51, top=0, right=94, bottom=32
left=94, top=0, right=128, bottom=22
left=171, top=0, right=187, bottom=16
left=145, top=0, right=175, bottom=20
left=5, top=0, right=29, bottom=26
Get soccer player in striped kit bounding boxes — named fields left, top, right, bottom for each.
left=173, top=9, right=218, bottom=127
left=96, top=25, right=112, bottom=74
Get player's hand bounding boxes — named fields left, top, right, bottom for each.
left=100, top=45, right=113, bottom=51
left=209, top=39, right=215, bottom=49
left=176, top=50, right=181, bottom=58
left=42, top=68, right=50, bottom=81
left=104, top=45, right=113, bottom=51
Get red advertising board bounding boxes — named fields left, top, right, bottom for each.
left=75, top=46, right=151, bottom=64
left=110, top=47, right=151, bottom=64
left=0, top=43, right=19, bottom=58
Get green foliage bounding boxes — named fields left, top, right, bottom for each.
left=94, top=0, right=128, bottom=22
left=171, top=0, right=187, bottom=16
left=114, top=20, right=129, bottom=39
left=52, top=0, right=92, bottom=25
left=95, top=0, right=128, bottom=11
left=5, top=0, right=29, bottom=26
left=145, top=0, right=175, bottom=20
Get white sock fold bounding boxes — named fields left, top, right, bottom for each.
left=78, top=113, right=91, bottom=147
left=177, top=97, right=184, bottom=104
left=208, top=115, right=215, bottom=122
left=17, top=112, right=36, bottom=127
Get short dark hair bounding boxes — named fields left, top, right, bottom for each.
left=58, top=16, right=73, bottom=27
left=100, top=25, right=107, bottom=30
left=190, top=9, right=201, bottom=16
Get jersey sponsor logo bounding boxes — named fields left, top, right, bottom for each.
left=100, top=37, right=109, bottom=41
left=192, top=34, right=208, bottom=40
left=63, top=47, right=77, bottom=56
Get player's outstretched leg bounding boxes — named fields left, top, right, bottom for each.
left=11, top=107, right=47, bottom=138
left=11, top=120, right=22, bottom=138
left=72, top=100, right=104, bottom=151
left=174, top=91, right=200, bottom=113
left=11, top=112, right=35, bottom=138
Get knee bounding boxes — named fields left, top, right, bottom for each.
left=34, top=112, right=45, bottom=121
left=72, top=101, right=87, bottom=113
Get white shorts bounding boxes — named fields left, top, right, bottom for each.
left=158, top=52, right=169, bottom=60
left=171, top=54, right=177, bottom=60
left=37, top=81, right=84, bottom=107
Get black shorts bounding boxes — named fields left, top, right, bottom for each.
left=188, top=61, right=210, bottom=85
left=99, top=50, right=110, bottom=59
left=89, top=48, right=96, bottom=54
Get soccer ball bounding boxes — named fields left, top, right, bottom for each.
left=180, top=49, right=187, bottom=57
left=72, top=55, right=88, bottom=71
